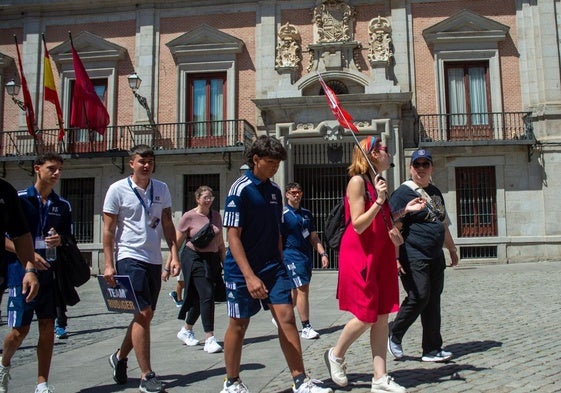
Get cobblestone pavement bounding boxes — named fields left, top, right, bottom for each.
left=1, top=261, right=560, bottom=392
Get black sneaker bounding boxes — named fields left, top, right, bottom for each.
left=109, top=350, right=128, bottom=384
left=139, top=371, right=164, bottom=393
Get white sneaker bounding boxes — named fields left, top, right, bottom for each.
left=293, top=377, right=333, bottom=393
left=301, top=326, right=320, bottom=339
left=323, top=347, right=348, bottom=387
left=371, top=374, right=407, bottom=393
left=421, top=349, right=452, bottom=362
left=34, top=385, right=55, bottom=393
left=0, top=359, right=10, bottom=393
left=271, top=317, right=278, bottom=328
left=220, top=379, right=249, bottom=393
left=176, top=327, right=199, bottom=346
left=203, top=336, right=223, bottom=353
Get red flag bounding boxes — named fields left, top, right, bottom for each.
left=43, top=36, right=65, bottom=141
left=318, top=76, right=359, bottom=133
left=14, top=36, right=36, bottom=137
left=70, top=42, right=109, bottom=135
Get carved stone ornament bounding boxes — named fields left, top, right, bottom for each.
left=275, top=22, right=301, bottom=69
left=368, top=16, right=393, bottom=65
left=313, top=0, right=355, bottom=43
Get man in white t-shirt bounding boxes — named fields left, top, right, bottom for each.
left=102, top=145, right=180, bottom=393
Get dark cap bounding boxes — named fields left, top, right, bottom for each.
left=411, top=149, right=433, bottom=164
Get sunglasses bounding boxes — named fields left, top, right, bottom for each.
left=288, top=190, right=302, bottom=196
left=412, top=161, right=431, bottom=169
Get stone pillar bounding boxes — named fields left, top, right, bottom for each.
left=134, top=8, right=158, bottom=124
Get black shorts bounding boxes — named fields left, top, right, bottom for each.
left=117, top=258, right=162, bottom=311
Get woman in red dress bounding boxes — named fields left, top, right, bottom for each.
left=324, top=136, right=425, bottom=393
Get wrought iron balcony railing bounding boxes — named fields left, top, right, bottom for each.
left=417, top=111, right=535, bottom=143
left=0, top=119, right=257, bottom=159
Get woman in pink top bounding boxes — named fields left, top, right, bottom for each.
left=163, top=186, right=226, bottom=353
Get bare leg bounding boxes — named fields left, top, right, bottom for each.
left=333, top=317, right=372, bottom=358
left=118, top=306, right=154, bottom=379
left=370, top=314, right=389, bottom=380
left=270, top=304, right=305, bottom=377
left=176, top=280, right=185, bottom=302
left=36, top=318, right=55, bottom=384
left=292, top=284, right=310, bottom=323
left=223, top=317, right=249, bottom=378
left=1, top=325, right=31, bottom=367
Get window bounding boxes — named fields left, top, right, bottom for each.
left=183, top=174, right=220, bottom=212
left=445, top=63, right=491, bottom=137
left=455, top=166, right=497, bottom=238
left=60, top=178, right=95, bottom=242
left=187, top=73, right=226, bottom=138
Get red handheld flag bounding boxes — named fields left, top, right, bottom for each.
left=70, top=42, right=109, bottom=135
left=43, top=36, right=65, bottom=141
left=14, top=36, right=36, bottom=137
left=319, top=76, right=359, bottom=133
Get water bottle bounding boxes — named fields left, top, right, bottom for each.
left=45, top=229, right=57, bottom=262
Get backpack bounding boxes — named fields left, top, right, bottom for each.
left=324, top=199, right=349, bottom=251
left=324, top=175, right=371, bottom=251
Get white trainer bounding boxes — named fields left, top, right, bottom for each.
left=323, top=347, right=348, bottom=387
left=176, top=327, right=199, bottom=346
left=293, top=377, right=333, bottom=393
left=371, top=374, right=407, bottom=393
left=0, top=358, right=10, bottom=393
left=301, top=326, right=320, bottom=339
left=220, top=379, right=249, bottom=393
left=203, top=336, right=223, bottom=353
left=34, top=386, right=55, bottom=393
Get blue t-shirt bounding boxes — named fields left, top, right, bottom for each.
left=223, top=170, right=283, bottom=281
left=7, top=186, right=72, bottom=286
left=281, top=205, right=316, bottom=267
left=390, top=182, right=446, bottom=261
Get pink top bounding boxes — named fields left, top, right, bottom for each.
left=177, top=208, right=223, bottom=252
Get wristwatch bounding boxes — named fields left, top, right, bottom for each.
left=320, top=252, right=328, bottom=257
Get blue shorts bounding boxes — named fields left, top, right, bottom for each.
left=283, top=259, right=312, bottom=289
left=225, top=264, right=292, bottom=319
left=117, top=258, right=162, bottom=311
left=7, top=269, right=56, bottom=328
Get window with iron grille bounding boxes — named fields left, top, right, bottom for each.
left=60, top=178, right=94, bottom=242
left=183, top=174, right=220, bottom=212
left=455, top=166, right=497, bottom=238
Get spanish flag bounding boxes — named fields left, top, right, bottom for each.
left=42, top=34, right=65, bottom=141
left=13, top=35, right=36, bottom=137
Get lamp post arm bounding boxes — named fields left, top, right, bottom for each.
left=133, top=91, right=157, bottom=130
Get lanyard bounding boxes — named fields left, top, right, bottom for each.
left=36, top=195, right=51, bottom=237
left=128, top=177, right=153, bottom=216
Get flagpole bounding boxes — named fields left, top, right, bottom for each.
left=318, top=72, right=379, bottom=175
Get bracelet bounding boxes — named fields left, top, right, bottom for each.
left=163, top=267, right=170, bottom=273
left=25, top=268, right=38, bottom=275
left=375, top=200, right=384, bottom=207
left=320, top=252, right=328, bottom=257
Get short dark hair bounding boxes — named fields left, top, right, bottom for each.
left=34, top=152, right=63, bottom=166
left=129, top=144, right=154, bottom=159
left=285, top=182, right=302, bottom=192
left=245, top=135, right=287, bottom=169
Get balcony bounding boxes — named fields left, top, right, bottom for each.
left=417, top=111, right=535, bottom=145
left=0, top=119, right=257, bottom=160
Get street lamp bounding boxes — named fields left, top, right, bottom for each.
left=5, top=79, right=25, bottom=111
left=239, top=163, right=250, bottom=175
left=127, top=72, right=156, bottom=129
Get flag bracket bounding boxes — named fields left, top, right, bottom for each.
left=17, top=160, right=34, bottom=177
left=222, top=151, right=232, bottom=170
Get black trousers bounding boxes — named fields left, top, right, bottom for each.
left=184, top=258, right=216, bottom=333
left=390, top=253, right=446, bottom=355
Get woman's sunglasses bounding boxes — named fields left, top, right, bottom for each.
left=412, top=161, right=431, bottom=169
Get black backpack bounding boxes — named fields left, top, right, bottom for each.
left=324, top=175, right=371, bottom=251
left=324, top=199, right=348, bottom=251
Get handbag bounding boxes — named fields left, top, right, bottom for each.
left=189, top=211, right=215, bottom=249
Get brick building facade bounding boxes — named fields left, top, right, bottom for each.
left=1, top=0, right=559, bottom=269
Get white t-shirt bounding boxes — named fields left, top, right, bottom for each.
left=103, top=176, right=172, bottom=265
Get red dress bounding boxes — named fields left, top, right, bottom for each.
left=336, top=178, right=400, bottom=323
